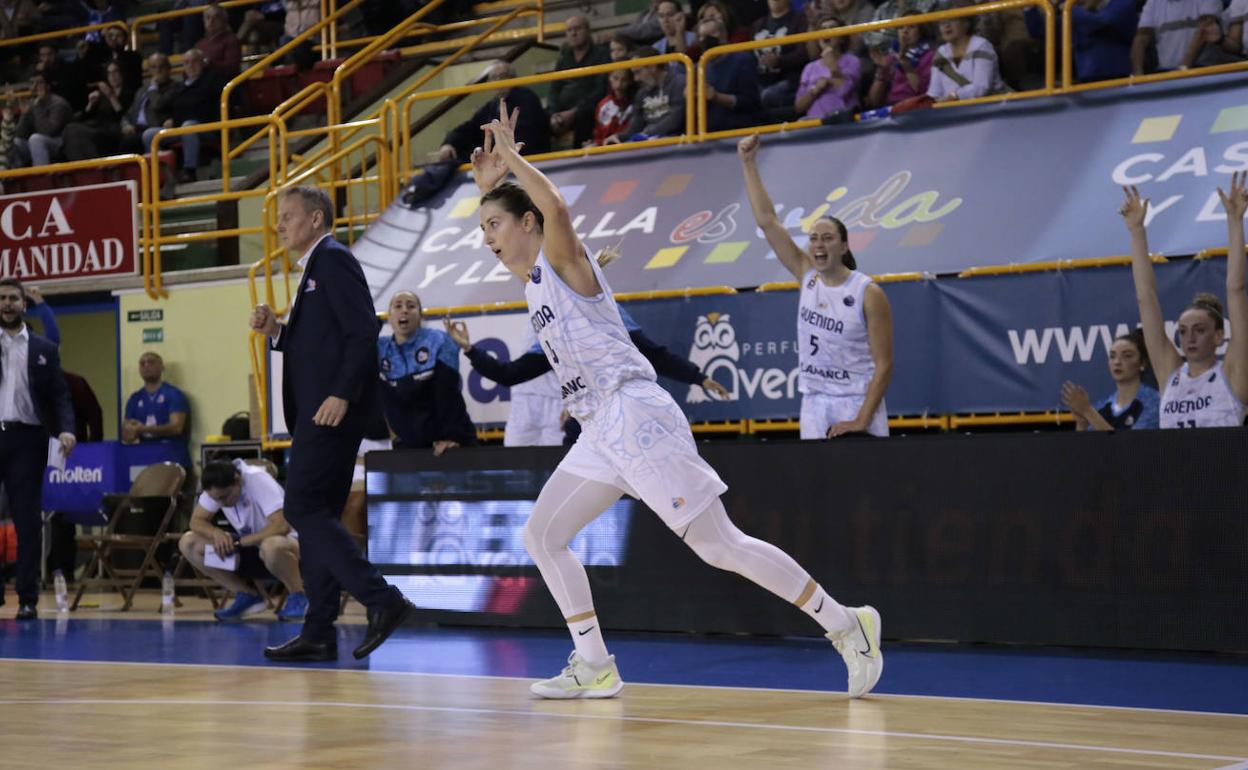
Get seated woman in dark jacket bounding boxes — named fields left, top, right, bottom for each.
left=61, top=61, right=134, bottom=161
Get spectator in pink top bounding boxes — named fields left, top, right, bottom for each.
left=794, top=16, right=860, bottom=118
left=865, top=13, right=934, bottom=108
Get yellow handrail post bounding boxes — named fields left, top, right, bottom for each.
left=219, top=0, right=368, bottom=189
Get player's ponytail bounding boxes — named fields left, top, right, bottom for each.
left=821, top=215, right=856, bottom=270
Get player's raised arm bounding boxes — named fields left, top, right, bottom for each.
left=738, top=134, right=809, bottom=281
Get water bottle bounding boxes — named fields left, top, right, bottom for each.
left=161, top=569, right=175, bottom=614
left=856, top=106, right=892, bottom=123
left=53, top=569, right=68, bottom=612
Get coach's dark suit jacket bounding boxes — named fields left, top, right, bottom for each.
left=274, top=235, right=380, bottom=432
left=0, top=332, right=75, bottom=435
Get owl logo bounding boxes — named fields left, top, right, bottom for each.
left=686, top=312, right=739, bottom=403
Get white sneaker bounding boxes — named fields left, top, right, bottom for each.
left=828, top=605, right=883, bottom=698
left=530, top=652, right=624, bottom=699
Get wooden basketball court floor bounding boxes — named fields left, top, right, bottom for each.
left=2, top=594, right=1246, bottom=770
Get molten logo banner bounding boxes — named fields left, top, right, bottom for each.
left=0, top=181, right=139, bottom=283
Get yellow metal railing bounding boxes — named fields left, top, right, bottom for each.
left=0, top=20, right=130, bottom=53
left=126, top=0, right=274, bottom=51
left=221, top=0, right=368, bottom=188
left=390, top=52, right=696, bottom=187
left=247, top=133, right=394, bottom=447
left=697, top=0, right=1054, bottom=138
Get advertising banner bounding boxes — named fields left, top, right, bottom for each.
left=355, top=73, right=1248, bottom=309
left=0, top=181, right=139, bottom=283
left=449, top=258, right=1231, bottom=422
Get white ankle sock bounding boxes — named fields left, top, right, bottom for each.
left=568, top=615, right=610, bottom=668
left=800, top=585, right=854, bottom=636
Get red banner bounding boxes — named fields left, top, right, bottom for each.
left=0, top=181, right=139, bottom=283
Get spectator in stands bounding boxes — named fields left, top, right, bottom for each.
left=99, top=25, right=143, bottom=92
left=973, top=0, right=1036, bottom=90
left=865, top=14, right=934, bottom=108
left=1131, top=0, right=1223, bottom=74
left=548, top=14, right=611, bottom=149
left=753, top=0, right=809, bottom=115
left=626, top=46, right=687, bottom=139
left=593, top=68, right=636, bottom=146
left=1225, top=0, right=1248, bottom=57
left=122, top=351, right=191, bottom=464
left=700, top=15, right=763, bottom=130
left=10, top=74, right=72, bottom=168
left=0, top=91, right=17, bottom=172
left=35, top=43, right=89, bottom=112
left=927, top=5, right=1005, bottom=101
left=159, top=0, right=207, bottom=56
left=77, top=0, right=125, bottom=42
left=1026, top=0, right=1134, bottom=82
left=278, top=0, right=320, bottom=69
left=609, top=32, right=635, bottom=61
left=119, top=53, right=181, bottom=156
left=165, top=48, right=219, bottom=182
left=1187, top=14, right=1241, bottom=67
left=433, top=61, right=550, bottom=164
left=656, top=0, right=697, bottom=57
left=62, top=60, right=132, bottom=161
left=615, top=0, right=664, bottom=46
left=377, top=291, right=477, bottom=453
left=0, top=0, right=37, bottom=83
left=196, top=3, right=242, bottom=78
left=795, top=16, right=860, bottom=118
left=179, top=459, right=309, bottom=622
left=821, top=0, right=871, bottom=55
left=1061, top=330, right=1160, bottom=431
left=687, top=0, right=753, bottom=60
left=1118, top=177, right=1248, bottom=428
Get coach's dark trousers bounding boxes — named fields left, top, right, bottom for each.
left=0, top=423, right=49, bottom=606
left=285, top=420, right=401, bottom=643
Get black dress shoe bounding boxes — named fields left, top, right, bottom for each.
left=15, top=604, right=37, bottom=621
left=264, top=635, right=337, bottom=662
left=353, top=598, right=416, bottom=659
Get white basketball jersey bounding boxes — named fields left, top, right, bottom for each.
left=510, top=324, right=560, bottom=399
left=523, top=245, right=656, bottom=420
left=1159, top=361, right=1247, bottom=428
left=797, top=269, right=876, bottom=397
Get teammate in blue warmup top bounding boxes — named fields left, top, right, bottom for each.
left=1061, top=330, right=1160, bottom=431
left=376, top=290, right=478, bottom=453
left=469, top=100, right=883, bottom=700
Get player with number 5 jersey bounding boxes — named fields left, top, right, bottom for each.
left=1119, top=173, right=1248, bottom=429
left=469, top=100, right=883, bottom=702
left=737, top=134, right=895, bottom=439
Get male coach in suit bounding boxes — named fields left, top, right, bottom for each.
left=251, top=186, right=414, bottom=661
left=0, top=278, right=76, bottom=620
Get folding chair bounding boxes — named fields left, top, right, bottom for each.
left=70, top=462, right=187, bottom=611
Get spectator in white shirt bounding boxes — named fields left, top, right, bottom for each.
left=1132, top=0, right=1224, bottom=73
left=927, top=4, right=1006, bottom=101
left=178, top=459, right=309, bottom=622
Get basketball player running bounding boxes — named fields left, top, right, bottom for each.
left=737, top=134, right=894, bottom=439
left=470, top=102, right=883, bottom=700
left=1119, top=174, right=1248, bottom=428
